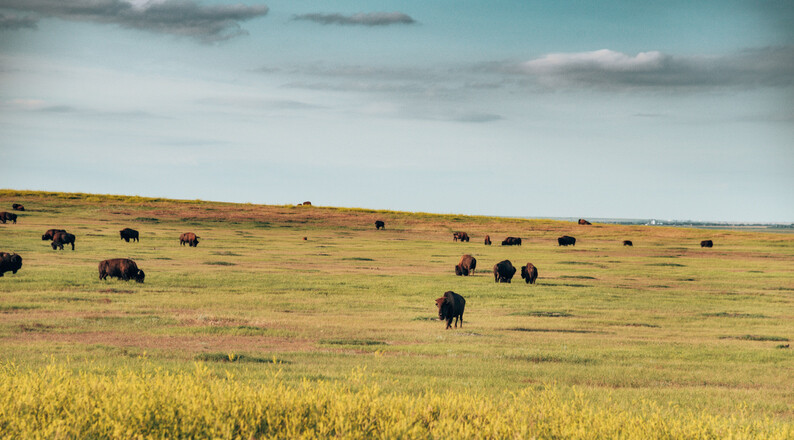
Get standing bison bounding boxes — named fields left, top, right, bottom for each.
left=558, top=236, right=576, bottom=246
left=51, top=231, right=76, bottom=250
left=453, top=232, right=470, bottom=242
left=0, top=212, right=17, bottom=224
left=435, top=291, right=465, bottom=329
left=12, top=204, right=24, bottom=211
left=0, top=252, right=22, bottom=277
left=623, top=240, right=633, bottom=246
left=484, top=235, right=491, bottom=245
left=520, top=263, right=538, bottom=284
left=501, top=237, right=521, bottom=246
left=375, top=220, right=385, bottom=230
left=455, top=254, right=477, bottom=276
left=578, top=219, right=591, bottom=225
left=180, top=232, right=199, bottom=247
left=99, top=258, right=145, bottom=283
left=42, top=229, right=66, bottom=241
left=493, top=260, right=516, bottom=283
left=120, top=228, right=139, bottom=243
left=701, top=240, right=713, bottom=248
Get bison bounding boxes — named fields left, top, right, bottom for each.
left=453, top=232, right=470, bottom=242
left=623, top=240, right=633, bottom=246
left=98, top=258, right=145, bottom=283
left=484, top=235, right=491, bottom=245
left=12, top=204, right=24, bottom=211
left=701, top=240, right=713, bottom=248
left=578, top=219, right=591, bottom=225
left=180, top=232, right=199, bottom=247
left=375, top=220, right=385, bottom=230
left=0, top=252, right=22, bottom=277
left=520, top=263, right=538, bottom=284
left=120, top=228, right=139, bottom=243
left=0, top=212, right=17, bottom=224
left=501, top=236, right=521, bottom=246
left=558, top=235, right=576, bottom=246
left=493, top=260, right=516, bottom=283
left=455, top=254, right=477, bottom=276
left=42, top=229, right=66, bottom=241
left=435, top=291, right=465, bottom=329
left=51, top=231, right=76, bottom=250
left=302, top=201, right=312, bottom=206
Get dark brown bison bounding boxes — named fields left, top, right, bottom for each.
left=701, top=240, right=713, bottom=248
left=520, top=263, right=538, bottom=284
left=455, top=254, right=477, bottom=276
left=0, top=212, right=17, bottom=224
left=375, top=220, right=385, bottom=230
left=98, top=258, right=145, bottom=283
left=484, top=235, right=491, bottom=245
left=558, top=236, right=576, bottom=246
left=623, top=240, right=633, bottom=246
left=501, top=236, right=521, bottom=246
left=120, top=228, right=139, bottom=243
left=51, top=231, right=76, bottom=250
left=180, top=232, right=199, bottom=247
left=0, top=252, right=22, bottom=277
left=453, top=232, right=470, bottom=242
left=42, top=229, right=66, bottom=240
left=435, top=291, right=465, bottom=329
left=493, top=260, right=516, bottom=283
left=302, top=201, right=312, bottom=206
left=12, top=204, right=24, bottom=211
left=578, top=219, right=591, bottom=225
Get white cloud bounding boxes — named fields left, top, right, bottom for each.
left=520, top=49, right=667, bottom=73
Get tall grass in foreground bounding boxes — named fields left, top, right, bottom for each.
left=1, top=363, right=790, bottom=439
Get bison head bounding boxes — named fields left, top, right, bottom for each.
left=435, top=296, right=448, bottom=320
left=134, top=269, right=145, bottom=283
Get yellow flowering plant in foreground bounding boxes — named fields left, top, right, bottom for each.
left=0, top=362, right=790, bottom=439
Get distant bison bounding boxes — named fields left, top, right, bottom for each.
left=578, top=219, right=591, bottom=225
left=98, top=258, right=145, bottom=283
left=0, top=252, right=22, bottom=277
left=493, top=260, right=516, bottom=283
left=0, top=212, right=17, bottom=224
left=180, top=232, right=199, bottom=247
left=623, top=240, right=633, bottom=246
left=501, top=236, right=521, bottom=246
left=558, top=236, right=576, bottom=246
left=453, top=232, right=470, bottom=242
left=520, top=263, right=538, bottom=284
left=375, top=220, right=385, bottom=230
left=302, top=201, right=312, bottom=206
left=700, top=240, right=713, bottom=248
left=435, top=291, right=465, bottom=329
left=120, top=228, right=139, bottom=243
left=42, top=229, right=66, bottom=241
left=12, top=204, right=24, bottom=211
left=484, top=235, right=491, bottom=245
left=455, top=254, right=477, bottom=276
left=51, top=231, right=76, bottom=251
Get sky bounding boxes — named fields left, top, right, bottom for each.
left=0, top=0, right=792, bottom=222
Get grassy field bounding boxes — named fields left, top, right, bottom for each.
left=0, top=190, right=792, bottom=437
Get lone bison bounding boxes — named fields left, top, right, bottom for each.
left=51, top=231, right=76, bottom=251
left=435, top=290, right=465, bottom=329
left=520, top=263, right=538, bottom=284
left=701, top=240, right=713, bottom=248
left=558, top=236, right=576, bottom=246
left=453, top=232, right=470, bottom=242
left=493, top=260, right=516, bottom=283
left=180, top=232, right=199, bottom=247
left=375, top=220, right=385, bottom=230
left=578, top=219, right=591, bottom=225
left=484, top=235, right=491, bottom=245
left=120, top=228, right=139, bottom=243
left=302, top=201, right=312, bottom=206
left=0, top=252, right=22, bottom=277
left=501, top=236, right=521, bottom=246
left=42, top=229, right=66, bottom=241
left=98, top=258, right=145, bottom=283
left=455, top=254, right=477, bottom=276
left=0, top=212, right=17, bottom=224
left=12, top=204, right=24, bottom=211
left=623, top=240, right=633, bottom=246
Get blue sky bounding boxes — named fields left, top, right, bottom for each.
left=0, top=0, right=792, bottom=222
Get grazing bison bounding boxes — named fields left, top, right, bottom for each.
left=51, top=231, right=76, bottom=251
left=578, top=219, right=591, bottom=225
left=180, top=232, right=199, bottom=247
left=302, top=201, right=312, bottom=206
left=0, top=252, right=22, bottom=277
left=98, top=258, right=145, bottom=283
left=435, top=291, right=465, bottom=329
left=12, top=204, right=24, bottom=211
left=484, top=235, right=491, bottom=245
left=42, top=229, right=66, bottom=241
left=453, top=232, right=470, bottom=242
left=0, top=212, right=17, bottom=224
left=557, top=235, right=576, bottom=246
left=501, top=237, right=521, bottom=246
left=623, top=240, right=633, bottom=246
left=375, top=220, right=385, bottom=230
left=701, top=240, right=713, bottom=248
left=120, top=228, right=139, bottom=243
left=493, top=260, right=516, bottom=283
left=520, top=263, right=538, bottom=284
left=455, top=254, right=477, bottom=276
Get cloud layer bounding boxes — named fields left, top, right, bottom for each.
left=0, top=13, right=36, bottom=30
left=293, top=12, right=415, bottom=26
left=0, top=0, right=269, bottom=42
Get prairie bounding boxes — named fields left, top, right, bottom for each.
left=0, top=190, right=792, bottom=437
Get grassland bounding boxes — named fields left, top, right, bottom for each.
left=0, top=190, right=792, bottom=437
